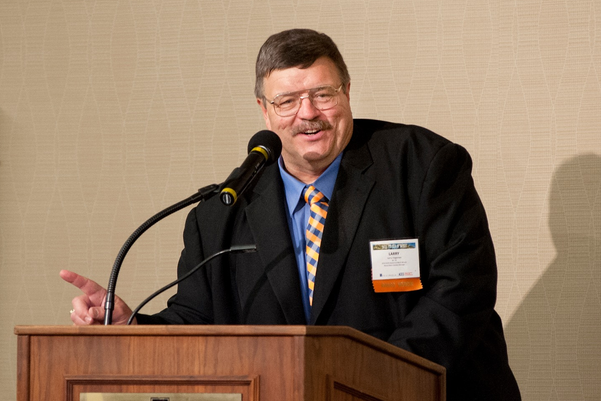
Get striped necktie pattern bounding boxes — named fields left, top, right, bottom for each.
left=304, top=185, right=329, bottom=306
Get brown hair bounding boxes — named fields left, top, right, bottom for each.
left=255, top=29, right=350, bottom=100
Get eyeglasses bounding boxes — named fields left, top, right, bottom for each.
left=266, top=84, right=343, bottom=117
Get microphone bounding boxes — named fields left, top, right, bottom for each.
left=126, top=244, right=257, bottom=325
left=220, top=130, right=282, bottom=206
left=103, top=130, right=280, bottom=324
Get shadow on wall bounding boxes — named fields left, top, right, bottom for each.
left=505, top=153, right=601, bottom=400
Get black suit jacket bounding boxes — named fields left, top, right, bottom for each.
left=138, top=119, right=521, bottom=400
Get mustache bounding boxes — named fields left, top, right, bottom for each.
left=293, top=120, right=333, bottom=135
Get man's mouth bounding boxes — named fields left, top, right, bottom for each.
left=294, top=121, right=332, bottom=136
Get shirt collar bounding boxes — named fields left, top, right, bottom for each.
left=279, top=152, right=343, bottom=214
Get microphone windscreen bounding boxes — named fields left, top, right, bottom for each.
left=247, top=130, right=282, bottom=164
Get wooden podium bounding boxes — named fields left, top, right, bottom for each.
left=15, top=325, right=445, bottom=401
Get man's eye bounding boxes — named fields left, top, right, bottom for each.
left=313, top=92, right=334, bottom=101
left=277, top=97, right=296, bottom=107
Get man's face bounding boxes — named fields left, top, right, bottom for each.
left=257, top=57, right=353, bottom=183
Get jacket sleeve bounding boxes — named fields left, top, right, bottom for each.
left=386, top=141, right=500, bottom=372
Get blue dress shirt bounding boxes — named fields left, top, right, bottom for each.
left=278, top=153, right=342, bottom=323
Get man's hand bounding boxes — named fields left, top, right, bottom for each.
left=60, top=270, right=136, bottom=325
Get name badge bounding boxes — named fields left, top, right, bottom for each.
left=370, top=239, right=423, bottom=293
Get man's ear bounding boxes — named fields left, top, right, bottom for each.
left=257, top=98, right=272, bottom=130
left=344, top=81, right=351, bottom=101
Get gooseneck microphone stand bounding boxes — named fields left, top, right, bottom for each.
left=103, top=183, right=220, bottom=325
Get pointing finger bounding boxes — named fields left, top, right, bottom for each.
left=60, top=269, right=106, bottom=299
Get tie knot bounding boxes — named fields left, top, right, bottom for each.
left=304, top=185, right=328, bottom=205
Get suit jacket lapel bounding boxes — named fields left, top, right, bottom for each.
left=243, top=165, right=307, bottom=324
left=310, top=139, right=375, bottom=324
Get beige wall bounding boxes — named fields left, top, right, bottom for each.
left=1, top=0, right=600, bottom=399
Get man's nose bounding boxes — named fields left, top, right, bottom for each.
left=296, top=95, right=320, bottom=119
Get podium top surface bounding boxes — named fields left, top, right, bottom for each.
left=15, top=324, right=354, bottom=337
left=15, top=324, right=445, bottom=374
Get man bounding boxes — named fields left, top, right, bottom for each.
left=62, top=29, right=521, bottom=400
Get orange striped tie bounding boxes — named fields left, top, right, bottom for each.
left=304, top=185, right=329, bottom=306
